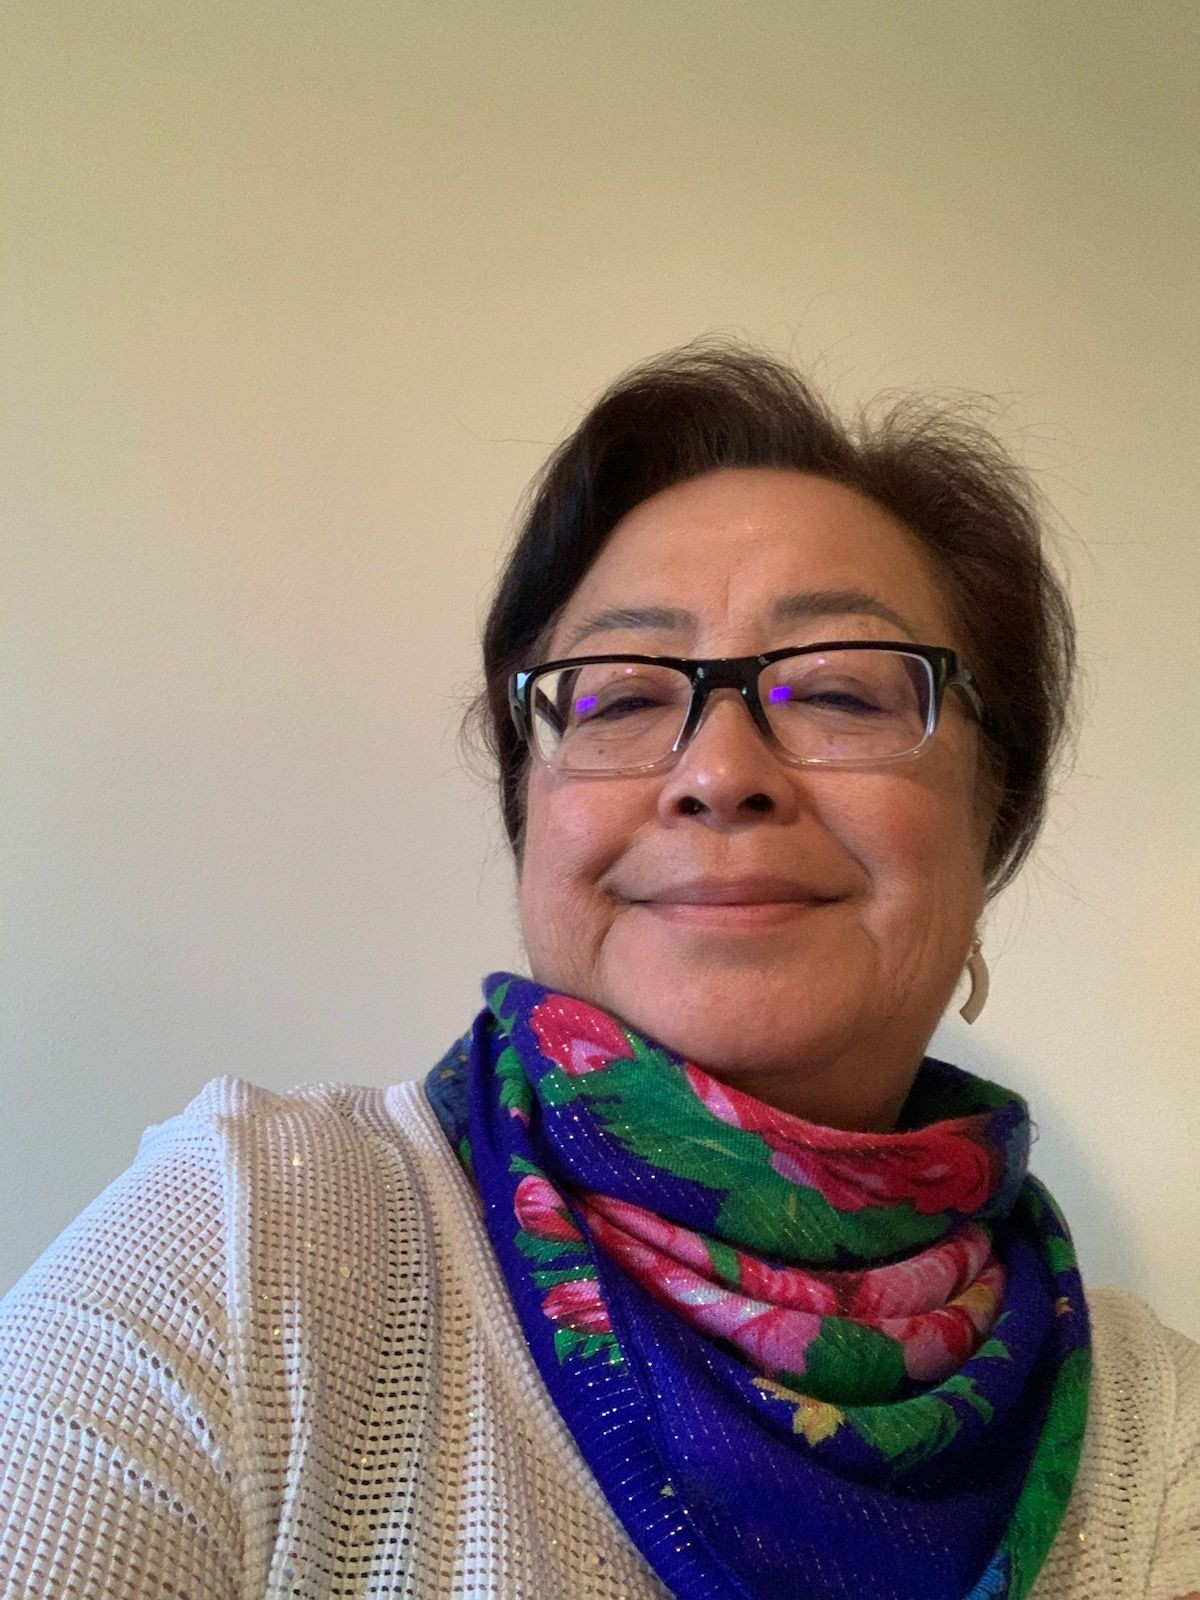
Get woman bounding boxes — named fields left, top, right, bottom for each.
left=0, top=346, right=1195, bottom=1600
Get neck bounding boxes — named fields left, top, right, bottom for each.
left=701, top=1059, right=922, bottom=1132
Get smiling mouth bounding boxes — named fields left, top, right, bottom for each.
left=636, top=900, right=835, bottom=928
left=627, top=876, right=844, bottom=927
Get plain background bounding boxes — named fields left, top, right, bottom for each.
left=2, top=2, right=1197, bottom=1337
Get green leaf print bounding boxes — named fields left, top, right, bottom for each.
left=848, top=1394, right=965, bottom=1473
left=1019, top=1181, right=1067, bottom=1238
left=490, top=978, right=513, bottom=1019
left=497, top=1043, right=534, bottom=1121
left=1045, top=1236, right=1077, bottom=1276
left=972, top=1319, right=1015, bottom=1364
left=553, top=1326, right=587, bottom=1363
left=532, top=1264, right=600, bottom=1288
left=940, top=1372, right=994, bottom=1423
left=846, top=1366, right=1000, bottom=1478
left=801, top=1319, right=907, bottom=1405
left=571, top=1057, right=956, bottom=1261
left=998, top=1347, right=1091, bottom=1599
left=553, top=1325, right=621, bottom=1366
left=571, top=1060, right=844, bottom=1259
left=539, top=1065, right=585, bottom=1108
left=580, top=1332, right=618, bottom=1360
left=705, top=1237, right=743, bottom=1289
left=514, top=1229, right=589, bottom=1264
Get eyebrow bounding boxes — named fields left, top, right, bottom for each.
left=560, top=589, right=921, bottom=652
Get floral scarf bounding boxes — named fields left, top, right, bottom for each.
left=426, top=974, right=1091, bottom=1600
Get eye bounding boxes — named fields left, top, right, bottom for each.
left=801, top=685, right=885, bottom=714
left=582, top=700, right=649, bottom=726
left=565, top=668, right=688, bottom=726
left=770, top=679, right=886, bottom=716
left=578, top=691, right=666, bottom=722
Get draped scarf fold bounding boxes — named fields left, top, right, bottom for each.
left=426, top=973, right=1091, bottom=1600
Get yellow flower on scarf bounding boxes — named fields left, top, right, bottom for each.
left=753, top=1377, right=845, bottom=1445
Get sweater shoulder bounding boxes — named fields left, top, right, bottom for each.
left=1085, top=1289, right=1200, bottom=1598
left=157, top=1071, right=430, bottom=1140
left=155, top=1071, right=469, bottom=1336
left=2, top=1074, right=448, bottom=1347
left=1034, top=1283, right=1199, bottom=1598
left=0, top=1074, right=461, bottom=1598
left=140, top=1073, right=451, bottom=1199
left=1083, top=1281, right=1198, bottom=1403
left=1081, top=1282, right=1191, bottom=1461
left=136, top=1072, right=462, bottom=1287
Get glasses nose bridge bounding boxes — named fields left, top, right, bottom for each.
left=680, top=656, right=768, bottom=748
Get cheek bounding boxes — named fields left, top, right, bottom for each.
left=522, top=780, right=608, bottom=900
left=518, top=777, right=639, bottom=980
left=827, top=768, right=984, bottom=922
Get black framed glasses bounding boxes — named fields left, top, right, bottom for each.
left=508, top=641, right=985, bottom=776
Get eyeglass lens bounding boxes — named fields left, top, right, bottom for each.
left=529, top=649, right=935, bottom=771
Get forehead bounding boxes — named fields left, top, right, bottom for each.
left=550, top=467, right=958, bottom=654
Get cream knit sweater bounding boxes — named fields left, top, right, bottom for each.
left=0, top=1075, right=1196, bottom=1600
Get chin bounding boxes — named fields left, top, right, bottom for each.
left=598, top=961, right=859, bottom=1083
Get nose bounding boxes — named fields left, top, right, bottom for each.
left=656, top=688, right=802, bottom=828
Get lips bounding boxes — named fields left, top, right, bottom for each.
left=634, top=875, right=842, bottom=907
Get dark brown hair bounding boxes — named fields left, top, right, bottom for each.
left=472, top=343, right=1074, bottom=897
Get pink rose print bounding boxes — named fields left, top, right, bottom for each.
left=531, top=997, right=636, bottom=1076
left=582, top=1193, right=717, bottom=1277
left=845, top=1223, right=993, bottom=1321
left=736, top=1254, right=840, bottom=1316
left=584, top=1194, right=837, bottom=1316
left=541, top=1277, right=612, bottom=1334
left=684, top=1065, right=746, bottom=1125
left=887, top=1262, right=1005, bottom=1381
left=583, top=1203, right=669, bottom=1277
left=514, top=1173, right=583, bottom=1244
left=585, top=1208, right=725, bottom=1309
left=772, top=1134, right=998, bottom=1216
left=895, top=1308, right=980, bottom=1381
left=687, top=1295, right=823, bottom=1378
left=583, top=1202, right=823, bottom=1379
left=687, top=1061, right=999, bottom=1216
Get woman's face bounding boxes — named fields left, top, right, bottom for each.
left=518, top=468, right=992, bottom=1131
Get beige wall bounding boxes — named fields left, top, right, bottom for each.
left=3, top=2, right=1197, bottom=1335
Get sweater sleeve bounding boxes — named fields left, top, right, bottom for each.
left=0, top=1085, right=247, bottom=1600
left=1148, top=1320, right=1200, bottom=1600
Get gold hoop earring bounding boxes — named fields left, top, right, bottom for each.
left=959, top=938, right=989, bottom=1025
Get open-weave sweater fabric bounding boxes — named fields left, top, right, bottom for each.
left=0, top=1075, right=1196, bottom=1600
